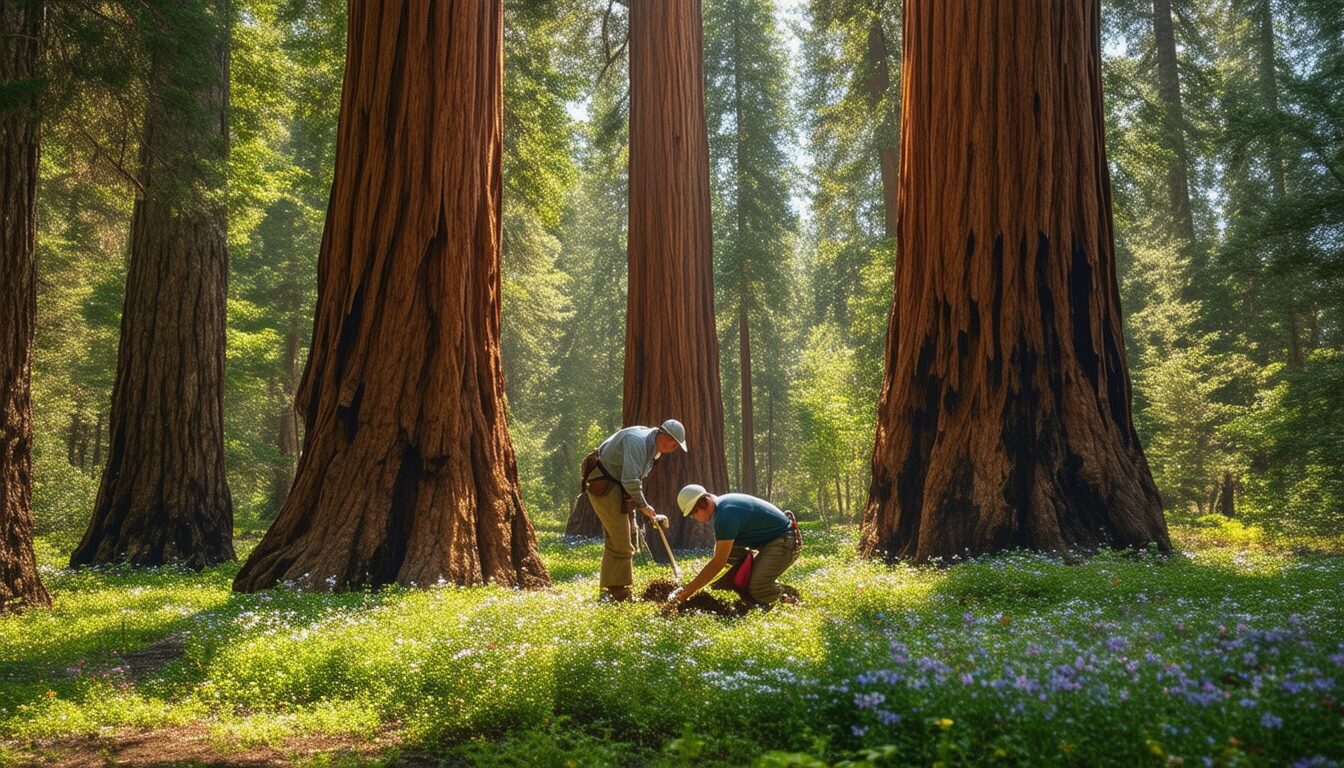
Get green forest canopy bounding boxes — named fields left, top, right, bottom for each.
left=27, top=0, right=1343, bottom=546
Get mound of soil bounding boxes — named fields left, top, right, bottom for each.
left=641, top=578, right=679, bottom=602
left=641, top=578, right=749, bottom=617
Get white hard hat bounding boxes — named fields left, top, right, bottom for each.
left=659, top=419, right=688, bottom=452
left=678, top=483, right=710, bottom=517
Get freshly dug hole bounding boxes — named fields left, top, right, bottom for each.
left=641, top=578, right=748, bottom=617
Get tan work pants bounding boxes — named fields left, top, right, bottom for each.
left=587, top=485, right=635, bottom=588
left=711, top=533, right=799, bottom=605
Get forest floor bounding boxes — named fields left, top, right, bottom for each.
left=2, top=516, right=1342, bottom=767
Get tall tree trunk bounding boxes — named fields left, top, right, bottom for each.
left=1216, top=472, right=1236, bottom=518
left=1, top=0, right=51, bottom=614
left=268, top=317, right=301, bottom=514
left=866, top=19, right=900, bottom=240
left=626, top=0, right=728, bottom=550
left=845, top=473, right=852, bottom=519
left=564, top=493, right=605, bottom=538
left=1286, top=311, right=1305, bottom=369
left=67, top=412, right=82, bottom=468
left=764, top=395, right=774, bottom=497
left=730, top=10, right=757, bottom=497
left=234, top=0, right=549, bottom=592
left=859, top=0, right=1169, bottom=562
left=91, top=411, right=104, bottom=471
left=739, top=302, right=756, bottom=494
left=1251, top=0, right=1306, bottom=369
left=1254, top=0, right=1285, bottom=202
left=72, top=0, right=234, bottom=570
left=1152, top=0, right=1197, bottom=249
left=834, top=474, right=845, bottom=520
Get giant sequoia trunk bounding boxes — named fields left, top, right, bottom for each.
left=71, top=0, right=234, bottom=570
left=1, top=0, right=51, bottom=613
left=859, top=0, right=1169, bottom=562
left=234, top=0, right=549, bottom=592
left=626, top=0, right=728, bottom=551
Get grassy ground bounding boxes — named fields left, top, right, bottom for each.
left=2, top=518, right=1342, bottom=767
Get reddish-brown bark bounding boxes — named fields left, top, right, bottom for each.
left=1, top=0, right=51, bottom=613
left=859, top=0, right=1169, bottom=562
left=234, top=0, right=549, bottom=592
left=625, top=0, right=728, bottom=551
left=71, top=0, right=234, bottom=570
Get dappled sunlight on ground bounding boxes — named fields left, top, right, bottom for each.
left=2, top=523, right=1341, bottom=766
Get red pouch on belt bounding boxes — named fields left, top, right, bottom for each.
left=732, top=551, right=754, bottom=592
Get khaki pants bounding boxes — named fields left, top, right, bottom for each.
left=711, top=533, right=799, bottom=605
left=588, top=486, right=635, bottom=588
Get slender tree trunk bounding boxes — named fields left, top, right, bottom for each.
left=1216, top=472, right=1236, bottom=518
left=564, top=492, right=605, bottom=538
left=1251, top=0, right=1307, bottom=369
left=834, top=474, right=845, bottom=519
left=1153, top=0, right=1197, bottom=247
left=867, top=19, right=900, bottom=240
left=764, top=395, right=774, bottom=497
left=91, top=411, right=104, bottom=471
left=1254, top=0, right=1285, bottom=202
left=268, top=317, right=301, bottom=514
left=860, top=0, right=1169, bottom=562
left=845, top=473, right=852, bottom=519
left=234, top=0, right=549, bottom=592
left=1286, top=311, right=1305, bottom=369
left=67, top=412, right=82, bottom=468
left=1, top=0, right=51, bottom=613
left=72, top=0, right=234, bottom=570
left=626, top=0, right=728, bottom=550
left=730, top=10, right=756, bottom=497
left=739, top=303, right=756, bottom=494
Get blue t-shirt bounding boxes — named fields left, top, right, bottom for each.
left=712, top=493, right=792, bottom=548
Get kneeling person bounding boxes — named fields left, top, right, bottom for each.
left=670, top=485, right=801, bottom=609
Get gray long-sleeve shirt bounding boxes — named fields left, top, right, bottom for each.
left=595, top=426, right=660, bottom=510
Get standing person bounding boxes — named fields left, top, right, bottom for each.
left=668, top=484, right=801, bottom=610
left=582, top=419, right=688, bottom=601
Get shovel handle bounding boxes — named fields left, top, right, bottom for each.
left=654, top=522, right=682, bottom=581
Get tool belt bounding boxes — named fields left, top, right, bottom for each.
left=580, top=449, right=627, bottom=499
left=785, top=510, right=803, bottom=555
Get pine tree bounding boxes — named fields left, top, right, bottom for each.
left=704, top=0, right=796, bottom=495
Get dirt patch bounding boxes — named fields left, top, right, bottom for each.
left=116, top=632, right=188, bottom=683
left=9, top=723, right=408, bottom=767
left=641, top=578, right=749, bottom=618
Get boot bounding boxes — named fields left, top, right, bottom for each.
left=601, top=585, right=633, bottom=603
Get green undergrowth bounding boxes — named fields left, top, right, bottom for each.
left=2, top=522, right=1342, bottom=767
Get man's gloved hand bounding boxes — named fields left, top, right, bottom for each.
left=652, top=513, right=669, bottom=529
